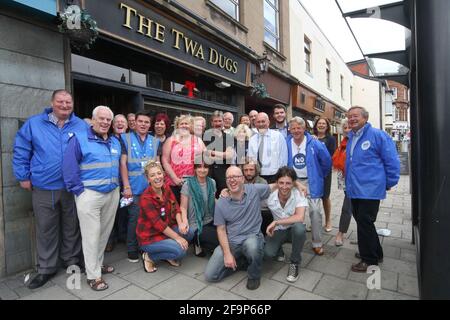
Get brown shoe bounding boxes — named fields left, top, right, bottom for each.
left=312, top=247, right=324, bottom=256
left=105, top=243, right=114, bottom=253
left=351, top=261, right=369, bottom=272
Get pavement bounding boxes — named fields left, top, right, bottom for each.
left=0, top=174, right=418, bottom=300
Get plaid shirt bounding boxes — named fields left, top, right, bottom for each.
left=137, top=185, right=180, bottom=246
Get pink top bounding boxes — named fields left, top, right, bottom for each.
left=165, top=135, right=202, bottom=186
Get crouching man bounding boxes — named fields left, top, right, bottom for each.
left=265, top=167, right=307, bottom=283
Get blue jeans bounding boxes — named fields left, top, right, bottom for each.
left=140, top=227, right=194, bottom=262
left=204, top=233, right=264, bottom=282
left=264, top=223, right=306, bottom=265
left=127, top=196, right=141, bottom=253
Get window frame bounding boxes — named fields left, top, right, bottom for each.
left=304, top=36, right=312, bottom=74
left=326, top=59, right=331, bottom=89
left=209, top=0, right=240, bottom=21
left=263, top=0, right=280, bottom=51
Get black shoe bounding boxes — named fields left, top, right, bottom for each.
left=27, top=273, right=56, bottom=290
left=128, top=251, right=139, bottom=263
left=286, top=264, right=299, bottom=282
left=355, top=252, right=383, bottom=263
left=246, top=278, right=261, bottom=290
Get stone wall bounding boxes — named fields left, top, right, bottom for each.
left=0, top=12, right=66, bottom=277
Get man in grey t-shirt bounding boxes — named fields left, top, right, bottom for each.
left=204, top=166, right=270, bottom=290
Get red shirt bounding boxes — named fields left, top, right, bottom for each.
left=137, top=185, right=180, bottom=246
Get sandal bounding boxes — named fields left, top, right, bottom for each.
left=142, top=253, right=157, bottom=273
left=87, top=278, right=109, bottom=291
left=313, top=247, right=324, bottom=256
left=165, top=259, right=181, bottom=267
left=101, top=265, right=114, bottom=274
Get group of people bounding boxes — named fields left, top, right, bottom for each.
left=12, top=89, right=400, bottom=293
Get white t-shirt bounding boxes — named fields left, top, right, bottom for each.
left=291, top=138, right=307, bottom=179
left=267, top=189, right=308, bottom=231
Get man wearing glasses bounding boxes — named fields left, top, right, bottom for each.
left=204, top=166, right=305, bottom=290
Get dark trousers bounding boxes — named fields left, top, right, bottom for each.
left=338, top=193, right=353, bottom=233
left=194, top=223, right=219, bottom=252
left=261, top=209, right=273, bottom=235
left=32, top=188, right=82, bottom=274
left=351, top=199, right=382, bottom=265
left=107, top=203, right=128, bottom=245
left=209, top=164, right=228, bottom=198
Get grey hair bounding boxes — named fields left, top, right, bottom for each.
left=288, top=116, right=306, bottom=129
left=224, top=112, right=234, bottom=121
left=92, top=106, right=114, bottom=120
left=211, top=110, right=224, bottom=120
left=113, top=114, right=127, bottom=123
left=348, top=106, right=369, bottom=119
left=340, top=118, right=348, bottom=131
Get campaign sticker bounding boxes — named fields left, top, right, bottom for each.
left=111, top=148, right=119, bottom=154
left=293, top=153, right=306, bottom=170
left=361, top=141, right=371, bottom=150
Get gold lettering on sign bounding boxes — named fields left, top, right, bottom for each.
left=208, top=48, right=219, bottom=65
left=120, top=3, right=137, bottom=29
left=154, top=23, right=166, bottom=43
left=137, top=15, right=153, bottom=38
left=232, top=61, right=238, bottom=74
left=172, top=28, right=183, bottom=49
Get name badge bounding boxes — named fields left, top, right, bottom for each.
left=111, top=148, right=118, bottom=154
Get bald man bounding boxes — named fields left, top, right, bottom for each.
left=248, top=112, right=288, bottom=183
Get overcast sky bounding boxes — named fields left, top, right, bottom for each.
left=299, top=0, right=408, bottom=73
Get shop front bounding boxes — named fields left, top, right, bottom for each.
left=69, top=0, right=251, bottom=125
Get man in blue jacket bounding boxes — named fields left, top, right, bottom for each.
left=12, top=90, right=87, bottom=289
left=345, top=106, right=400, bottom=272
left=286, top=117, right=331, bottom=256
left=120, top=110, right=159, bottom=263
left=63, top=106, right=122, bottom=291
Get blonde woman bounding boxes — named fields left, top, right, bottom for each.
left=137, top=161, right=194, bottom=272
left=233, top=124, right=252, bottom=165
left=162, top=114, right=206, bottom=201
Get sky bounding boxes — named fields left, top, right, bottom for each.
left=299, top=0, right=408, bottom=74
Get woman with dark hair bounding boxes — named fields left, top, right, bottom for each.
left=153, top=113, right=171, bottom=143
left=180, top=162, right=218, bottom=256
left=313, top=117, right=336, bottom=232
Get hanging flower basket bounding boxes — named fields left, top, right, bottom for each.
left=251, top=83, right=270, bottom=99
left=57, top=5, right=98, bottom=51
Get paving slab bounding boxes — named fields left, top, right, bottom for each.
left=20, top=285, right=79, bottom=300
left=271, top=265, right=323, bottom=292
left=102, top=285, right=160, bottom=300
left=307, top=256, right=350, bottom=279
left=367, top=289, right=418, bottom=300
left=150, top=273, right=206, bottom=300
left=398, top=274, right=419, bottom=297
left=400, top=249, right=416, bottom=263
left=191, top=286, right=246, bottom=300
left=279, top=286, right=328, bottom=300
left=196, top=270, right=247, bottom=291
left=313, top=275, right=368, bottom=300
left=379, top=257, right=417, bottom=277
left=123, top=267, right=177, bottom=290
left=0, top=282, right=19, bottom=300
left=348, top=268, right=398, bottom=292
left=230, top=277, right=288, bottom=300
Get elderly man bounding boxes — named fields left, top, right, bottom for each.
left=120, top=110, right=159, bottom=263
left=127, top=113, right=136, bottom=132
left=286, top=117, right=331, bottom=255
left=13, top=89, right=87, bottom=289
left=63, top=106, right=122, bottom=291
left=248, top=109, right=259, bottom=134
left=271, top=104, right=289, bottom=138
left=345, top=106, right=400, bottom=272
left=248, top=112, right=288, bottom=183
left=223, top=112, right=235, bottom=135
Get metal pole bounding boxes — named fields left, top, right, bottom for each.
left=414, top=0, right=450, bottom=299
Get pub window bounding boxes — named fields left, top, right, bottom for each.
left=326, top=59, right=331, bottom=89
left=264, top=0, right=280, bottom=51
left=210, top=0, right=240, bottom=20
left=304, top=36, right=312, bottom=73
left=301, top=92, right=306, bottom=104
left=315, top=98, right=325, bottom=112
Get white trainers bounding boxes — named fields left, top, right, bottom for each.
left=276, top=253, right=286, bottom=262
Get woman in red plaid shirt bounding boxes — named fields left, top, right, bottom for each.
left=137, top=161, right=194, bottom=272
